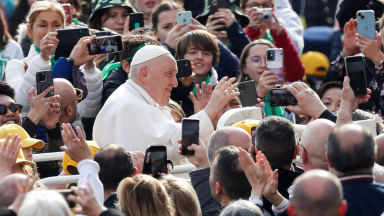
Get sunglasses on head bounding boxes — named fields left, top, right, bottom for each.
left=0, top=104, right=23, bottom=115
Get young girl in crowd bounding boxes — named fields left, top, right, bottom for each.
left=0, top=12, right=24, bottom=81
left=240, top=0, right=305, bottom=83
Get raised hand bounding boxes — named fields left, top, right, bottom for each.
left=123, top=16, right=145, bottom=36
left=190, top=82, right=212, bottom=113
left=8, top=174, right=39, bottom=214
left=356, top=32, right=384, bottom=65
left=256, top=71, right=278, bottom=98
left=27, top=86, right=59, bottom=126
left=60, top=123, right=92, bottom=163
left=69, top=36, right=97, bottom=68
left=178, top=139, right=209, bottom=169
left=68, top=182, right=107, bottom=216
left=267, top=14, right=284, bottom=36
left=0, top=134, right=21, bottom=180
left=343, top=19, right=358, bottom=56
left=39, top=32, right=59, bottom=61
left=164, top=23, right=193, bottom=49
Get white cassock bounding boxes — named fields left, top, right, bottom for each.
left=93, top=79, right=214, bottom=161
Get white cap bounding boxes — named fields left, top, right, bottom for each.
left=130, top=45, right=171, bottom=66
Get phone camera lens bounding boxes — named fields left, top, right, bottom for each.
left=185, top=63, right=188, bottom=66
left=38, top=73, right=46, bottom=81
left=361, top=15, right=365, bottom=19
left=358, top=13, right=361, bottom=17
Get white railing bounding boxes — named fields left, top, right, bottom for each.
left=38, top=164, right=197, bottom=185
left=34, top=152, right=65, bottom=162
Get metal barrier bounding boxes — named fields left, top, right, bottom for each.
left=38, top=164, right=197, bottom=186
left=33, top=152, right=65, bottom=162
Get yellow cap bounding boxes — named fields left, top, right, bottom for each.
left=300, top=51, right=330, bottom=77
left=0, top=124, right=44, bottom=149
left=231, top=120, right=259, bottom=135
left=62, top=141, right=100, bottom=175
left=16, top=148, right=36, bottom=166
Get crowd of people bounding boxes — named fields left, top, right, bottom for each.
left=1, top=0, right=384, bottom=215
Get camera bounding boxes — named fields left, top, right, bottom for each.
left=256, top=8, right=272, bottom=23
left=266, top=50, right=275, bottom=61
left=357, top=12, right=365, bottom=19
left=38, top=72, right=46, bottom=82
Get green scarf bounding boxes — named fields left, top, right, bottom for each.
left=34, top=45, right=57, bottom=70
left=0, top=38, right=8, bottom=52
left=265, top=29, right=274, bottom=43
left=264, top=92, right=284, bottom=117
left=192, top=73, right=210, bottom=97
left=72, top=18, right=79, bottom=25
left=101, top=44, right=146, bottom=80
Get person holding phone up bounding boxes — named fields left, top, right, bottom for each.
left=326, top=18, right=384, bottom=117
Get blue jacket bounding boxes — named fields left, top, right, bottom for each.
left=226, top=21, right=251, bottom=59
left=341, top=174, right=384, bottom=216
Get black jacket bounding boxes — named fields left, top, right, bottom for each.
left=290, top=0, right=333, bottom=28
left=102, top=67, right=128, bottom=106
left=170, top=78, right=195, bottom=117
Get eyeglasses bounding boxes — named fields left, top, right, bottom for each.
left=245, top=57, right=267, bottom=68
left=297, top=137, right=305, bottom=151
left=0, top=104, right=23, bottom=115
left=245, top=2, right=273, bottom=9
left=75, top=88, right=83, bottom=101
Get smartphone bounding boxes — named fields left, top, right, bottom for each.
left=36, top=71, right=54, bottom=98
left=269, top=88, right=297, bottom=107
left=182, top=119, right=199, bottom=156
left=142, top=145, right=167, bottom=179
left=176, top=59, right=192, bottom=78
left=267, top=48, right=284, bottom=85
left=251, top=126, right=257, bottom=158
left=61, top=4, right=72, bottom=26
left=357, top=10, right=376, bottom=40
left=210, top=0, right=227, bottom=32
left=57, top=189, right=75, bottom=208
left=129, top=12, right=144, bottom=31
left=345, top=56, right=367, bottom=96
left=93, top=31, right=109, bottom=36
left=55, top=28, right=89, bottom=60
left=177, top=11, right=192, bottom=31
left=87, top=35, right=124, bottom=55
left=238, top=80, right=257, bottom=107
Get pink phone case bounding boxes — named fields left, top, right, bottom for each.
left=267, top=48, right=284, bottom=85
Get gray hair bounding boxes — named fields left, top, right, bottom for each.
left=219, top=200, right=263, bottom=216
left=207, top=130, right=229, bottom=164
left=352, top=109, right=384, bottom=133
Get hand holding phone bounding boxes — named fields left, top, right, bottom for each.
left=129, top=13, right=144, bottom=31
left=177, top=11, right=192, bottom=31
left=267, top=48, right=284, bottom=85
left=269, top=88, right=297, bottom=107
left=142, top=145, right=169, bottom=179
left=176, top=59, right=192, bottom=78
left=344, top=56, right=367, bottom=96
left=357, top=10, right=375, bottom=40
left=182, top=119, right=200, bottom=155
left=238, top=80, right=258, bottom=107
left=209, top=0, right=227, bottom=31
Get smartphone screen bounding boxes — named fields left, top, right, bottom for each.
left=182, top=119, right=200, bottom=155
left=36, top=71, right=54, bottom=98
left=269, top=88, right=297, bottom=107
left=88, top=35, right=123, bottom=55
left=129, top=13, right=144, bottom=31
left=345, top=56, right=367, bottom=96
left=176, top=59, right=192, bottom=78
left=150, top=148, right=167, bottom=178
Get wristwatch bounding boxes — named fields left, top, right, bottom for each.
left=67, top=57, right=75, bottom=66
left=377, top=59, right=384, bottom=67
left=249, top=196, right=263, bottom=202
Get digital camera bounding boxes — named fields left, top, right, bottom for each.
left=256, top=8, right=273, bottom=23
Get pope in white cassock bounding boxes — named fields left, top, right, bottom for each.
left=93, top=45, right=239, bottom=161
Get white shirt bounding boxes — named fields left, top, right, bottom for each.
left=93, top=79, right=214, bottom=161
left=0, top=39, right=23, bottom=81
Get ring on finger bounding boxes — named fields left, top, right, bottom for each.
left=224, top=90, right=229, bottom=95
left=72, top=138, right=79, bottom=142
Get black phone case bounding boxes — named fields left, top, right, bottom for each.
left=36, top=71, right=54, bottom=98
left=269, top=88, right=298, bottom=107
left=345, top=56, right=368, bottom=96
left=129, top=13, right=144, bottom=31
left=210, top=0, right=227, bottom=31
left=142, top=145, right=173, bottom=179
left=176, top=59, right=192, bottom=78
left=181, top=119, right=199, bottom=156
left=238, top=80, right=257, bottom=107
left=55, top=28, right=90, bottom=60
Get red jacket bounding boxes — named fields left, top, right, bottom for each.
left=243, top=26, right=305, bottom=82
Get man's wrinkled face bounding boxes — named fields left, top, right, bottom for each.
left=147, top=55, right=178, bottom=107
left=0, top=95, right=22, bottom=126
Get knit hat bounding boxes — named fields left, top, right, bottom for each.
left=62, top=141, right=100, bottom=175
left=89, top=0, right=136, bottom=22
left=131, top=45, right=171, bottom=66
left=301, top=51, right=330, bottom=77
left=196, top=0, right=249, bottom=27
left=0, top=124, right=44, bottom=149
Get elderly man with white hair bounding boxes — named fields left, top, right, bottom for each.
left=93, top=45, right=239, bottom=161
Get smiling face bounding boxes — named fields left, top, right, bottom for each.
left=27, top=10, right=64, bottom=49
left=242, top=44, right=269, bottom=84
left=153, top=9, right=179, bottom=42
left=101, top=6, right=130, bottom=34
left=0, top=95, right=22, bottom=126
left=184, top=45, right=214, bottom=77
left=136, top=0, right=162, bottom=19
left=145, top=54, right=178, bottom=107
left=321, top=87, right=342, bottom=113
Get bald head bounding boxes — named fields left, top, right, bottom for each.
left=375, top=134, right=384, bottom=166
left=290, top=170, right=345, bottom=216
left=301, top=119, right=335, bottom=170
left=53, top=78, right=77, bottom=110
left=207, top=127, right=252, bottom=164
left=0, top=174, right=28, bottom=207
left=327, top=124, right=376, bottom=175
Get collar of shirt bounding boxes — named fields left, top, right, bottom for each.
left=339, top=174, right=374, bottom=182
left=127, top=79, right=171, bottom=112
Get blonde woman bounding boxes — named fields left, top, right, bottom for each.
left=161, top=175, right=201, bottom=216
left=117, top=174, right=175, bottom=216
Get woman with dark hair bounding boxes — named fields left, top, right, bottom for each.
left=316, top=81, right=342, bottom=113
left=0, top=10, right=24, bottom=81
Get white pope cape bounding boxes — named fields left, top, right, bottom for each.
left=93, top=79, right=214, bottom=161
